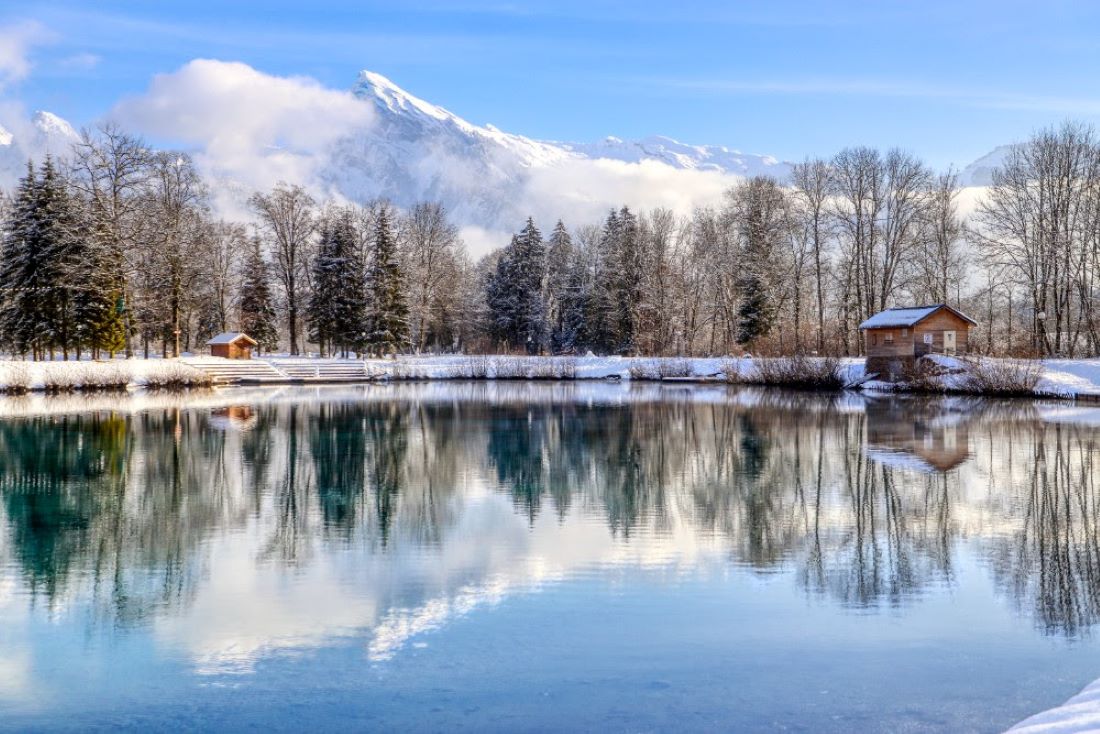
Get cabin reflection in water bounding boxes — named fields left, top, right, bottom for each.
left=209, top=405, right=257, bottom=431
left=863, top=396, right=971, bottom=473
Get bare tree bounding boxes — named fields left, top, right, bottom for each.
left=400, top=202, right=462, bottom=352
left=975, top=123, right=1100, bottom=356
left=790, top=158, right=832, bottom=353
left=250, top=183, right=317, bottom=355
left=142, top=152, right=208, bottom=357
left=70, top=124, right=152, bottom=357
left=911, top=169, right=965, bottom=305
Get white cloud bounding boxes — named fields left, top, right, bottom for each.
left=522, top=157, right=735, bottom=233
left=57, top=52, right=100, bottom=71
left=111, top=59, right=376, bottom=195
left=0, top=20, right=53, bottom=92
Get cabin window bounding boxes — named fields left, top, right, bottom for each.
left=884, top=332, right=894, bottom=344
left=923, top=334, right=933, bottom=345
left=901, top=328, right=909, bottom=337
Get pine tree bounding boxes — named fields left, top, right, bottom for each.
left=612, top=206, right=643, bottom=355
left=0, top=159, right=91, bottom=360
left=485, top=218, right=548, bottom=353
left=74, top=198, right=126, bottom=357
left=308, top=211, right=367, bottom=356
left=585, top=209, right=621, bottom=354
left=365, top=205, right=409, bottom=355
left=0, top=162, right=40, bottom=357
left=38, top=157, right=93, bottom=359
left=546, top=220, right=574, bottom=353
left=736, top=272, right=773, bottom=348
left=308, top=218, right=341, bottom=356
left=238, top=236, right=279, bottom=353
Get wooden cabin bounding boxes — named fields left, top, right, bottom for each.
left=859, top=304, right=976, bottom=379
left=207, top=332, right=258, bottom=359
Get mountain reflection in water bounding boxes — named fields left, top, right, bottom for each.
left=0, top=382, right=1098, bottom=729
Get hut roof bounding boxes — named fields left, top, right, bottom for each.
left=206, top=331, right=258, bottom=346
left=859, top=304, right=976, bottom=330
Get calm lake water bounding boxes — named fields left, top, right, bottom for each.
left=0, top=382, right=1099, bottom=732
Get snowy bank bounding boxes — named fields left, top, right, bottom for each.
left=1008, top=678, right=1100, bottom=732
left=0, top=358, right=212, bottom=392
left=378, top=354, right=868, bottom=387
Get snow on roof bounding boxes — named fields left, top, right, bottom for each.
left=858, top=304, right=976, bottom=330
left=206, top=332, right=257, bottom=346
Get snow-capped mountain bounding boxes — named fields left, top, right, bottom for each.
left=560, top=135, right=785, bottom=177
left=959, top=144, right=1015, bottom=187
left=0, top=69, right=1013, bottom=249
left=321, top=71, right=793, bottom=236
left=0, top=111, right=80, bottom=185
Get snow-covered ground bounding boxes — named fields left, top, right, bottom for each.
left=6, top=353, right=1100, bottom=402
left=1008, top=678, right=1100, bottom=732
left=0, top=358, right=210, bottom=391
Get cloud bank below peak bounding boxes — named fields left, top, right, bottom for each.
left=110, top=60, right=377, bottom=202
left=103, top=60, right=781, bottom=249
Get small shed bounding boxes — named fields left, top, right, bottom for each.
left=207, top=332, right=258, bottom=360
left=859, top=304, right=976, bottom=379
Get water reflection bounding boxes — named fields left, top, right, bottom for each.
left=864, top=395, right=972, bottom=473
left=0, top=384, right=1097, bottom=674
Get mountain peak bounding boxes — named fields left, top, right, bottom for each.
left=31, top=110, right=78, bottom=140
left=354, top=70, right=461, bottom=127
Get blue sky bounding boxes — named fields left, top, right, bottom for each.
left=5, top=0, right=1100, bottom=167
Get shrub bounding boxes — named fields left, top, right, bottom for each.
left=628, top=358, right=693, bottom=380
left=0, top=363, right=31, bottom=393
left=726, top=355, right=846, bottom=390
left=138, top=361, right=214, bottom=389
left=956, top=357, right=1041, bottom=397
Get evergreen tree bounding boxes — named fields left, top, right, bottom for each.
left=732, top=178, right=782, bottom=350
left=308, top=211, right=367, bottom=356
left=0, top=163, right=41, bottom=357
left=365, top=205, right=409, bottom=355
left=308, top=219, right=341, bottom=356
left=238, top=236, right=279, bottom=353
left=736, top=271, right=773, bottom=348
left=0, top=159, right=93, bottom=360
left=485, top=218, right=548, bottom=353
left=546, top=220, right=575, bottom=353
left=586, top=209, right=622, bottom=354
left=75, top=198, right=126, bottom=357
left=612, top=206, right=643, bottom=355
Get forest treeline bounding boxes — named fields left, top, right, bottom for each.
left=2, top=121, right=1098, bottom=359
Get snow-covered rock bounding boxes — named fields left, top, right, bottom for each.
left=959, top=144, right=1016, bottom=187
left=0, top=110, right=80, bottom=185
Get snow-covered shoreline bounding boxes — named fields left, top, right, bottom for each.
left=5, top=354, right=1100, bottom=401
left=0, top=358, right=212, bottom=392
left=1008, top=678, right=1100, bottom=732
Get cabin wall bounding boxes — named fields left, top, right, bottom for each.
left=211, top=342, right=253, bottom=359
left=912, top=312, right=970, bottom=354
left=864, top=327, right=917, bottom=358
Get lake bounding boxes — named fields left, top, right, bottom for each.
left=0, top=382, right=1098, bottom=732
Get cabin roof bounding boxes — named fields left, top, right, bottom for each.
left=206, top=331, right=258, bottom=346
left=858, top=304, right=977, bottom=330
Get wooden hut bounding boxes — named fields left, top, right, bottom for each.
left=207, top=332, right=258, bottom=360
left=859, top=304, right=976, bottom=379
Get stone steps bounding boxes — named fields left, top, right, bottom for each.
left=182, top=358, right=383, bottom=385
left=181, top=359, right=287, bottom=384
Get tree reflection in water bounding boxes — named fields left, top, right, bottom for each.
left=0, top=385, right=1096, bottom=637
